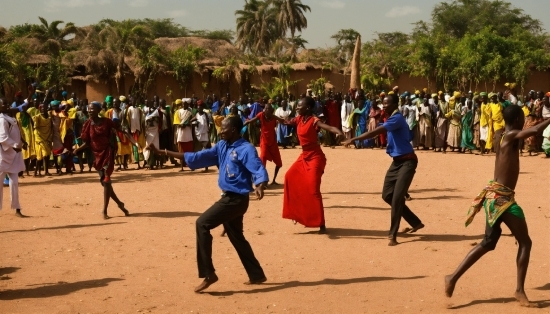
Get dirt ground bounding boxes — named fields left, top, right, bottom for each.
left=0, top=147, right=549, bottom=313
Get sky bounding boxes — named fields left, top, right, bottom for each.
left=1, top=0, right=549, bottom=48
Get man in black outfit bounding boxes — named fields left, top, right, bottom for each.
left=149, top=116, right=269, bottom=292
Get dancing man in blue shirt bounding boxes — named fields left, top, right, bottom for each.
left=148, top=116, right=269, bottom=292
left=343, top=94, right=424, bottom=246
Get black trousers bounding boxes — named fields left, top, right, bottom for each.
left=196, top=192, right=265, bottom=280
left=382, top=159, right=422, bottom=238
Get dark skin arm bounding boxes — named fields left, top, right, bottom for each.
left=342, top=125, right=387, bottom=146
left=513, top=118, right=550, bottom=140
left=243, top=115, right=259, bottom=126
left=317, top=120, right=344, bottom=141
left=146, top=143, right=267, bottom=199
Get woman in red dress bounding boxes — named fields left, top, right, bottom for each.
left=245, top=103, right=286, bottom=184
left=73, top=101, right=130, bottom=219
left=282, top=97, right=343, bottom=233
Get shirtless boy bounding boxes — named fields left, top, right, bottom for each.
left=445, top=105, right=550, bottom=307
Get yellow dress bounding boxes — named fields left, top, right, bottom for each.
left=16, top=112, right=35, bottom=160
left=33, top=114, right=53, bottom=160
left=490, top=102, right=505, bottom=132
left=481, top=103, right=493, bottom=149
left=522, top=106, right=530, bottom=117
left=27, top=107, right=40, bottom=118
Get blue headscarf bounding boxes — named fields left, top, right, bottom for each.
left=91, top=101, right=102, bottom=111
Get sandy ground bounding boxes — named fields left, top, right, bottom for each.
left=0, top=147, right=549, bottom=314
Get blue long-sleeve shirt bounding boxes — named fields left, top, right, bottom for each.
left=248, top=102, right=263, bottom=119
left=184, top=138, right=269, bottom=195
left=211, top=101, right=220, bottom=113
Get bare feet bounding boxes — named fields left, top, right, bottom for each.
left=388, top=238, right=399, bottom=246
left=15, top=209, right=27, bottom=218
left=118, top=203, right=130, bottom=216
left=103, top=213, right=110, bottom=220
left=444, top=275, right=455, bottom=297
left=269, top=181, right=280, bottom=186
left=514, top=291, right=539, bottom=307
left=194, top=274, right=219, bottom=293
left=244, top=277, right=267, bottom=285
left=318, top=225, right=327, bottom=234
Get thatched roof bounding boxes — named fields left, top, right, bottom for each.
left=154, top=37, right=240, bottom=66
left=124, top=56, right=139, bottom=74
left=27, top=54, right=50, bottom=64
left=291, top=62, right=323, bottom=71
left=63, top=49, right=92, bottom=67
left=14, top=37, right=43, bottom=52
left=70, top=76, right=88, bottom=81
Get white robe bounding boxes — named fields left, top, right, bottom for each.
left=175, top=109, right=193, bottom=143
left=127, top=106, right=142, bottom=133
left=0, top=114, right=25, bottom=173
left=0, top=114, right=24, bottom=210
left=341, top=101, right=354, bottom=132
left=194, top=113, right=209, bottom=142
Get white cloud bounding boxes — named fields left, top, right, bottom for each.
left=321, top=0, right=345, bottom=9
left=167, top=10, right=187, bottom=18
left=44, top=0, right=111, bottom=12
left=385, top=6, right=421, bottom=18
left=127, top=0, right=148, bottom=7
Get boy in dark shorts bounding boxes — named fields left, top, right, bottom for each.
left=445, top=105, right=550, bottom=307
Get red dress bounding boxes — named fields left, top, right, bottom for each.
left=282, top=115, right=326, bottom=227
left=258, top=112, right=282, bottom=167
left=81, top=118, right=117, bottom=181
left=324, top=100, right=341, bottom=129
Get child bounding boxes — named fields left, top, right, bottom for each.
left=445, top=105, right=550, bottom=307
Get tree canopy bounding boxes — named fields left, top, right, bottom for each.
left=359, top=0, right=550, bottom=92
left=1, top=0, right=549, bottom=98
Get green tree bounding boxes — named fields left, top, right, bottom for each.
left=235, top=0, right=278, bottom=55
left=431, top=0, right=543, bottom=39
left=168, top=45, right=206, bottom=96
left=30, top=17, right=79, bottom=55
left=0, top=42, right=30, bottom=96
left=331, top=29, right=360, bottom=62
left=98, top=20, right=153, bottom=95
left=273, top=0, right=311, bottom=38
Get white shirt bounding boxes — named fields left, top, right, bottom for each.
left=175, top=109, right=193, bottom=143
left=341, top=101, right=354, bottom=130
left=0, top=114, right=25, bottom=173
left=127, top=106, right=142, bottom=133
left=275, top=107, right=291, bottom=119
left=194, top=113, right=209, bottom=142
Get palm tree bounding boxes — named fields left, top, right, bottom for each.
left=97, top=20, right=153, bottom=95
left=273, top=0, right=311, bottom=38
left=235, top=0, right=278, bottom=55
left=32, top=17, right=79, bottom=55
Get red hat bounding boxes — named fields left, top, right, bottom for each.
left=197, top=100, right=203, bottom=106
left=15, top=91, right=23, bottom=97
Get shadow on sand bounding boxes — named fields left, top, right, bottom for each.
left=324, top=205, right=387, bottom=210
left=206, top=275, right=426, bottom=296
left=448, top=297, right=550, bottom=309
left=20, top=169, right=214, bottom=187
left=295, top=228, right=483, bottom=243
left=0, top=278, right=124, bottom=300
left=130, top=211, right=201, bottom=218
left=0, top=222, right=127, bottom=234
left=0, top=267, right=20, bottom=277
left=535, top=283, right=550, bottom=291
